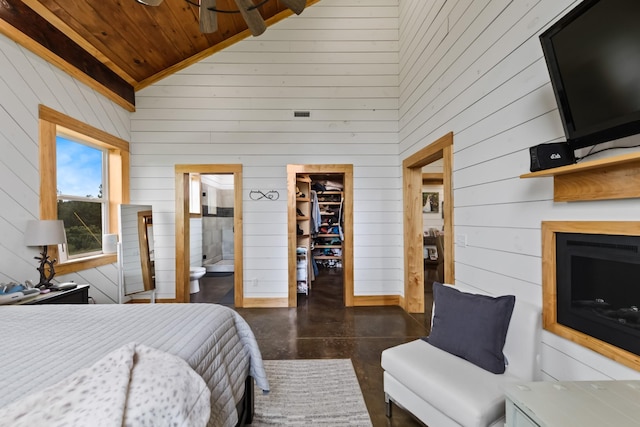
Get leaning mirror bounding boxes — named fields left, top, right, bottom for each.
left=118, top=204, right=155, bottom=302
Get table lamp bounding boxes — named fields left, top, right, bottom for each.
left=24, top=220, right=66, bottom=288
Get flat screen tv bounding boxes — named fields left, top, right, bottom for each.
left=540, top=0, right=640, bottom=150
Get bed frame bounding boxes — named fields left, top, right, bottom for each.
left=236, top=376, right=255, bottom=426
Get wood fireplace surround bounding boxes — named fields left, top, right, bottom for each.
left=542, top=221, right=640, bottom=372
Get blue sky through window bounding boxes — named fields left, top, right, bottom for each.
left=56, top=136, right=103, bottom=198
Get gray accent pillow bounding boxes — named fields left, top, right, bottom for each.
left=424, top=282, right=515, bottom=374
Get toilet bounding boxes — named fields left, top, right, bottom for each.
left=189, top=266, right=206, bottom=294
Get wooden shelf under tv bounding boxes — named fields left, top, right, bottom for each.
left=519, top=151, right=640, bottom=202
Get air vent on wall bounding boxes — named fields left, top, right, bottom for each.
left=294, top=111, right=311, bottom=118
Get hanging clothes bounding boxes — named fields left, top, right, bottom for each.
left=337, top=195, right=344, bottom=241
left=310, top=190, right=321, bottom=235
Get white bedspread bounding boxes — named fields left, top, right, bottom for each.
left=0, top=342, right=211, bottom=427
left=0, top=303, right=269, bottom=427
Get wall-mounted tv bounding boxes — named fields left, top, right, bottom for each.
left=540, top=0, right=640, bottom=150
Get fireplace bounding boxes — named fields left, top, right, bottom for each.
left=556, top=232, right=640, bottom=356
left=542, top=222, right=640, bottom=371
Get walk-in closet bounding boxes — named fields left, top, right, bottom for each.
left=288, top=165, right=353, bottom=307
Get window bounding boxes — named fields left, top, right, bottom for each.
left=39, top=105, right=129, bottom=274
left=189, top=173, right=202, bottom=216
left=56, top=136, right=106, bottom=259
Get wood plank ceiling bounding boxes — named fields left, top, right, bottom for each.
left=0, top=0, right=317, bottom=111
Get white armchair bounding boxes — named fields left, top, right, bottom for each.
left=381, top=283, right=541, bottom=427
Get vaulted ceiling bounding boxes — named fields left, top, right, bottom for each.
left=0, top=0, right=318, bottom=111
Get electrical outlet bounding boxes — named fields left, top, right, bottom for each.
left=455, top=234, right=467, bottom=247
left=250, top=278, right=258, bottom=287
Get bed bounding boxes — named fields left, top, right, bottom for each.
left=0, top=303, right=269, bottom=427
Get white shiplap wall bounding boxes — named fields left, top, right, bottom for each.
left=132, top=0, right=401, bottom=299
left=2, top=0, right=633, bottom=382
left=190, top=217, right=203, bottom=268
left=0, top=36, right=130, bottom=304
left=398, top=0, right=640, bottom=380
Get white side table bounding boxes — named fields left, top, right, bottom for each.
left=505, top=380, right=640, bottom=427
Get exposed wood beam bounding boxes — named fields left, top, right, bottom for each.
left=20, top=0, right=136, bottom=86
left=0, top=0, right=135, bottom=111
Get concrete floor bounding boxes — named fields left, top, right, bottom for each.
left=190, top=272, right=235, bottom=305
left=192, top=268, right=434, bottom=426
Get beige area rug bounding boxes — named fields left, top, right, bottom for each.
left=253, top=359, right=373, bottom=426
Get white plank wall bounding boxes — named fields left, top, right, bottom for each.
left=0, top=36, right=129, bottom=304
left=398, top=0, right=640, bottom=380
left=191, top=218, right=203, bottom=267
left=1, top=0, right=637, bottom=384
left=133, top=0, right=401, bottom=299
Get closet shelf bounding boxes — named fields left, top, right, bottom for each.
left=295, top=174, right=313, bottom=294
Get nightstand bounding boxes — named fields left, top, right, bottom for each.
left=19, top=284, right=90, bottom=305
left=505, top=380, right=640, bottom=427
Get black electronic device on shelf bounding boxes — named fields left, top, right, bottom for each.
left=529, top=141, right=575, bottom=172
left=539, top=0, right=640, bottom=152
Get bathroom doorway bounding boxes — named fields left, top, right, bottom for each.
left=192, top=174, right=236, bottom=305
left=175, top=164, right=243, bottom=305
left=200, top=174, right=235, bottom=274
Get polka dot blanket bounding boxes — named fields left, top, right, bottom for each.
left=0, top=342, right=211, bottom=427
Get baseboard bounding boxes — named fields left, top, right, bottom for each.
left=126, top=295, right=403, bottom=308
left=241, top=297, right=289, bottom=308
left=353, top=294, right=401, bottom=306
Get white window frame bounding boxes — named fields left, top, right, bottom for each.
left=56, top=135, right=109, bottom=260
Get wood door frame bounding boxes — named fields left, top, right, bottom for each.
left=175, top=164, right=243, bottom=305
left=402, top=132, right=455, bottom=313
left=287, top=164, right=354, bottom=307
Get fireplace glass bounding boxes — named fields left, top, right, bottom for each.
left=556, top=233, right=640, bottom=357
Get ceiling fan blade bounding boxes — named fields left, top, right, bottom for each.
left=234, top=0, right=266, bottom=37
left=280, top=0, right=305, bottom=15
left=136, top=0, right=164, bottom=5
left=199, top=0, right=218, bottom=33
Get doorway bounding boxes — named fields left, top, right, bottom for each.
left=192, top=174, right=236, bottom=305
left=200, top=174, right=235, bottom=274
left=287, top=164, right=354, bottom=307
left=175, top=164, right=243, bottom=305
left=402, top=132, right=455, bottom=313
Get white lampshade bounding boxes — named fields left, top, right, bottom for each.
left=24, top=220, right=66, bottom=246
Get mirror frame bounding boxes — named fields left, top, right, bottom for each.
left=137, top=210, right=154, bottom=292
left=118, top=204, right=156, bottom=300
